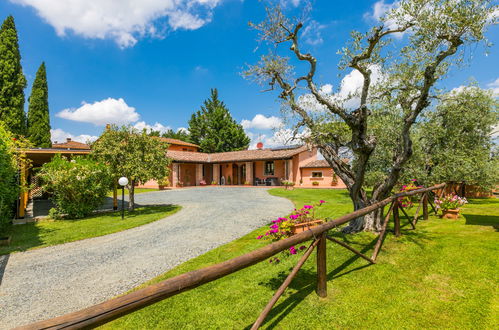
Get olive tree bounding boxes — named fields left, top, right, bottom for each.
left=405, top=86, right=498, bottom=189
left=244, top=0, right=496, bottom=232
left=91, top=125, right=171, bottom=210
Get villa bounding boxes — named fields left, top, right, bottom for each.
left=17, top=137, right=345, bottom=217
left=140, top=138, right=346, bottom=189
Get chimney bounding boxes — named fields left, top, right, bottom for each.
left=66, top=138, right=72, bottom=142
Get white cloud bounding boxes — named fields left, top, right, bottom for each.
left=280, top=0, right=301, bottom=8
left=487, top=78, right=499, bottom=97
left=247, top=128, right=310, bottom=149
left=10, top=0, right=222, bottom=48
left=133, top=121, right=171, bottom=134
left=241, top=114, right=283, bottom=130
left=298, top=66, right=385, bottom=112
left=301, top=20, right=326, bottom=46
left=363, top=1, right=405, bottom=38
left=50, top=128, right=98, bottom=144
left=57, top=98, right=139, bottom=126
left=320, top=84, right=333, bottom=94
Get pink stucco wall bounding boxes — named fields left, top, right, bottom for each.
left=253, top=160, right=286, bottom=181
left=299, top=167, right=346, bottom=188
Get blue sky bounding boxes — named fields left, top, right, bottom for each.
left=2, top=0, right=498, bottom=147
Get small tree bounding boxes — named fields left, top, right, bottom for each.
left=91, top=126, right=171, bottom=210
left=189, top=89, right=250, bottom=153
left=27, top=62, right=51, bottom=148
left=245, top=0, right=496, bottom=232
left=0, top=15, right=27, bottom=137
left=39, top=155, right=111, bottom=218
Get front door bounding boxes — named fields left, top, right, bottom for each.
left=232, top=164, right=239, bottom=185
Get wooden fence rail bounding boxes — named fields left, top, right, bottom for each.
left=18, top=183, right=445, bottom=330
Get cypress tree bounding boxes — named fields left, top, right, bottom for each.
left=0, top=15, right=27, bottom=136
left=27, top=62, right=51, bottom=147
left=189, top=89, right=250, bottom=153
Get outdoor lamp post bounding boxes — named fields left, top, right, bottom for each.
left=118, top=176, right=128, bottom=220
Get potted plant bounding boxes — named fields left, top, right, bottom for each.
left=244, top=180, right=251, bottom=185
left=281, top=180, right=295, bottom=190
left=158, top=177, right=170, bottom=190
left=312, top=181, right=319, bottom=186
left=256, top=200, right=326, bottom=263
left=211, top=180, right=218, bottom=185
left=435, top=194, right=468, bottom=219
left=227, top=176, right=232, bottom=185
left=398, top=179, right=423, bottom=208
left=331, top=174, right=338, bottom=186
left=199, top=179, right=207, bottom=186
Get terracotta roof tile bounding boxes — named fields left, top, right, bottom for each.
left=167, top=145, right=310, bottom=163
left=301, top=160, right=331, bottom=168
left=166, top=150, right=210, bottom=162
left=52, top=140, right=90, bottom=150
left=159, top=137, right=199, bottom=148
left=301, top=159, right=349, bottom=168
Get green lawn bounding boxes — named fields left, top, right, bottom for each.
left=0, top=205, right=180, bottom=255
left=106, top=188, right=161, bottom=197
left=102, top=189, right=498, bottom=329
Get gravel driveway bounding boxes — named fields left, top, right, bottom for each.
left=0, top=187, right=293, bottom=329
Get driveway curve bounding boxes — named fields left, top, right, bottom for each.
left=0, top=187, right=293, bottom=329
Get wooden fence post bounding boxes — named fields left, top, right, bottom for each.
left=394, top=200, right=401, bottom=237
left=423, top=193, right=429, bottom=220
left=316, top=233, right=327, bottom=298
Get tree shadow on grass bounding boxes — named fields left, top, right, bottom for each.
left=462, top=214, right=499, bottom=231
left=0, top=204, right=177, bottom=255
left=0, top=222, right=45, bottom=255
left=250, top=228, right=437, bottom=329
left=250, top=235, right=379, bottom=329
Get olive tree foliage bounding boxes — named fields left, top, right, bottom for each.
left=91, top=125, right=171, bottom=210
left=402, top=86, right=499, bottom=189
left=244, top=0, right=497, bottom=232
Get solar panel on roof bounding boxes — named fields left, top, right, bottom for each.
left=269, top=145, right=302, bottom=151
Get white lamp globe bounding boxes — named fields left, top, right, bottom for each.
left=118, top=177, right=129, bottom=186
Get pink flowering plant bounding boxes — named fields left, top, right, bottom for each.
left=398, top=179, right=423, bottom=208
left=256, top=200, right=326, bottom=263
left=434, top=194, right=467, bottom=211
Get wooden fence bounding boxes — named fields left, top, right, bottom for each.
left=18, top=183, right=445, bottom=330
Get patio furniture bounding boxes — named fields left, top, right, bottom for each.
left=255, top=178, right=266, bottom=186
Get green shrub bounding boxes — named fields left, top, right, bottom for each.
left=39, top=155, right=112, bottom=218
left=0, top=124, right=18, bottom=232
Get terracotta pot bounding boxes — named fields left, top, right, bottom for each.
left=291, top=220, right=324, bottom=235
left=441, top=208, right=460, bottom=219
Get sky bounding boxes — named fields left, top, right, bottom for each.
left=1, top=0, right=498, bottom=148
